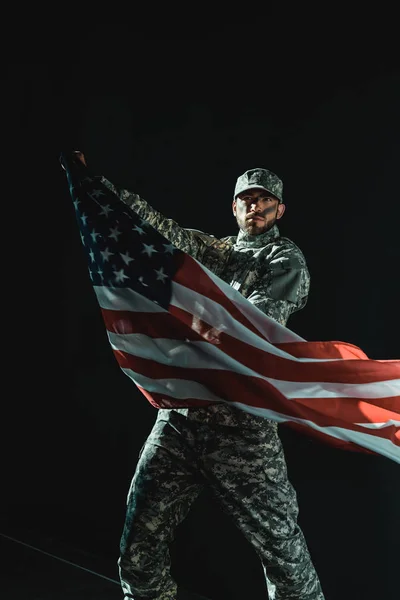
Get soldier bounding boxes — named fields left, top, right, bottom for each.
left=72, top=152, right=325, bottom=600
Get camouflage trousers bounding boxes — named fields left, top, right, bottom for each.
left=118, top=404, right=325, bottom=600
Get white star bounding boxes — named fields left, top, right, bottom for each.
left=109, top=226, right=122, bottom=241
left=163, top=243, right=175, bottom=254
left=120, top=251, right=134, bottom=266
left=113, top=268, right=129, bottom=283
left=91, top=189, right=105, bottom=198
left=89, top=249, right=96, bottom=263
left=80, top=233, right=85, bottom=245
left=154, top=267, right=168, bottom=282
left=73, top=198, right=81, bottom=210
left=81, top=213, right=88, bottom=226
left=133, top=224, right=145, bottom=235
left=100, top=247, right=114, bottom=262
left=90, top=229, right=101, bottom=242
left=142, top=243, right=158, bottom=257
left=138, top=276, right=148, bottom=287
left=97, top=268, right=104, bottom=279
left=99, top=204, right=113, bottom=217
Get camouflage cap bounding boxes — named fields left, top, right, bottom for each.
left=234, top=168, right=283, bottom=202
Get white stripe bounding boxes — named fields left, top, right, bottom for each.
left=94, top=285, right=166, bottom=313
left=354, top=420, right=400, bottom=429
left=109, top=333, right=400, bottom=400
left=228, top=402, right=400, bottom=464
left=172, top=280, right=373, bottom=365
left=95, top=283, right=392, bottom=383
left=120, top=368, right=225, bottom=403
left=196, top=258, right=305, bottom=344
left=171, top=281, right=323, bottom=362
left=96, top=283, right=307, bottom=362
left=119, top=369, right=400, bottom=464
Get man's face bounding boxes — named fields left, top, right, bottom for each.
left=232, top=188, right=285, bottom=235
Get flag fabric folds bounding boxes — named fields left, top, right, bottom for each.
left=61, top=152, right=400, bottom=464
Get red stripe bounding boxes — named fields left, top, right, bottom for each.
left=275, top=340, right=369, bottom=360
left=101, top=307, right=400, bottom=385
left=103, top=307, right=369, bottom=362
left=114, top=349, right=399, bottom=444
left=133, top=384, right=399, bottom=448
left=138, top=388, right=385, bottom=458
left=293, top=395, right=399, bottom=422
left=138, top=386, right=216, bottom=409
left=173, top=253, right=268, bottom=340
left=169, top=305, right=400, bottom=383
left=101, top=307, right=200, bottom=341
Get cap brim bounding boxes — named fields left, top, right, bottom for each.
left=234, top=185, right=281, bottom=201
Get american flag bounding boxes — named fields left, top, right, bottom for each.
left=61, top=152, right=400, bottom=464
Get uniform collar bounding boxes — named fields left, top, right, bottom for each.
left=234, top=224, right=280, bottom=249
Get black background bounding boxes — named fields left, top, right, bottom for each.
left=5, top=16, right=400, bottom=600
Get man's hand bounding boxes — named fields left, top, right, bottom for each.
left=72, top=151, right=87, bottom=166
left=60, top=150, right=87, bottom=170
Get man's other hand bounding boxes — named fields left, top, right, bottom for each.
left=72, top=151, right=87, bottom=166
left=60, top=150, right=87, bottom=171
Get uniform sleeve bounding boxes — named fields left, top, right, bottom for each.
left=100, top=176, right=217, bottom=262
left=246, top=250, right=310, bottom=326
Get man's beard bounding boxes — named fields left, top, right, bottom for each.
left=244, top=215, right=276, bottom=235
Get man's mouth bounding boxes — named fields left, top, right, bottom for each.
left=247, top=215, right=264, bottom=221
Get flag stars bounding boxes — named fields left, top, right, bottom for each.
left=99, top=204, right=113, bottom=217
left=91, top=189, right=105, bottom=198
left=109, top=226, right=122, bottom=241
left=89, top=249, right=96, bottom=263
left=100, top=247, right=114, bottom=262
left=154, top=267, right=168, bottom=282
left=73, top=198, right=81, bottom=211
left=113, top=268, right=130, bottom=283
left=163, top=243, right=175, bottom=254
left=142, top=243, right=158, bottom=257
left=90, top=229, right=101, bottom=242
left=133, top=224, right=145, bottom=235
left=81, top=213, right=88, bottom=226
left=120, top=251, right=134, bottom=266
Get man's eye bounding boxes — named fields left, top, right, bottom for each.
left=241, top=196, right=271, bottom=202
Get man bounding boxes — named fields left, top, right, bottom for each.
left=71, top=154, right=325, bottom=600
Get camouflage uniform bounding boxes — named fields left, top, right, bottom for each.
left=101, top=169, right=325, bottom=599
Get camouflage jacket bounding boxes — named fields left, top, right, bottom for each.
left=101, top=177, right=310, bottom=327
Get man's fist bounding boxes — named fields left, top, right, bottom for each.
left=60, top=151, right=87, bottom=171
left=72, top=151, right=87, bottom=166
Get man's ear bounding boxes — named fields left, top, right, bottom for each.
left=232, top=198, right=237, bottom=216
left=277, top=202, right=286, bottom=220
